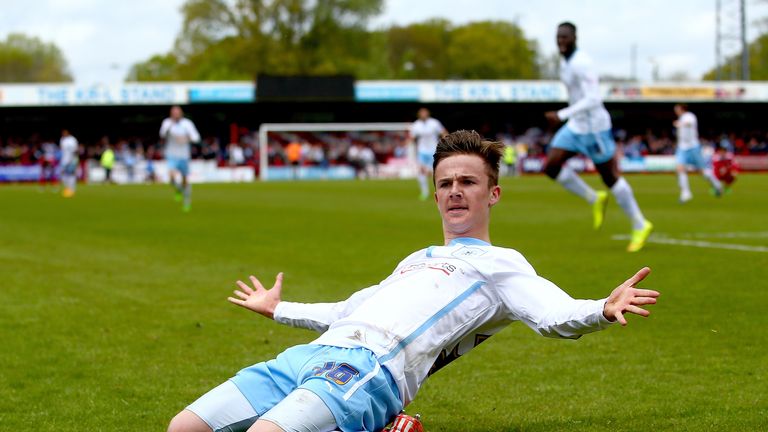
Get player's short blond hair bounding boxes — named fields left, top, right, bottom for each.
left=433, top=130, right=504, bottom=187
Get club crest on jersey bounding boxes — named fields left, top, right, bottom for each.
left=312, top=362, right=359, bottom=385
left=451, top=246, right=487, bottom=258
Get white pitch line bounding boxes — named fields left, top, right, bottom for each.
left=681, top=232, right=768, bottom=239
left=612, top=235, right=768, bottom=253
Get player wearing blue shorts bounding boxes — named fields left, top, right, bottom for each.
left=544, top=22, right=653, bottom=252
left=160, top=106, right=201, bottom=212
left=408, top=108, right=447, bottom=201
left=673, top=103, right=722, bottom=203
left=59, top=129, right=79, bottom=198
left=167, top=130, right=660, bottom=432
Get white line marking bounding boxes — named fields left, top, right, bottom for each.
left=612, top=234, right=768, bottom=253
left=680, top=232, right=768, bottom=239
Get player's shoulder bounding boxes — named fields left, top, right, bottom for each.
left=570, top=50, right=595, bottom=68
left=488, top=245, right=537, bottom=275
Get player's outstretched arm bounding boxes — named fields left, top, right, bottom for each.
left=228, top=273, right=283, bottom=319
left=602, top=267, right=659, bottom=326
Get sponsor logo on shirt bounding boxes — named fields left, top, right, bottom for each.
left=399, top=262, right=457, bottom=276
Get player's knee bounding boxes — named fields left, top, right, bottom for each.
left=543, top=160, right=562, bottom=179
left=168, top=410, right=211, bottom=432
left=601, top=173, right=618, bottom=188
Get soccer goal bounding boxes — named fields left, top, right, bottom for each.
left=257, top=122, right=413, bottom=181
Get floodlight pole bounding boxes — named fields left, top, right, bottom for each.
left=740, top=0, right=749, bottom=81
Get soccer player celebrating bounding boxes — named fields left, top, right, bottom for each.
left=673, top=103, right=723, bottom=202
left=408, top=107, right=447, bottom=200
left=160, top=105, right=201, bottom=212
left=544, top=22, right=653, bottom=252
left=168, top=130, right=660, bottom=432
left=59, top=129, right=79, bottom=198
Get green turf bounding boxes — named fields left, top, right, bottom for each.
left=1, top=174, right=766, bottom=431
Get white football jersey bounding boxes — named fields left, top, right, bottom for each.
left=274, top=237, right=611, bottom=405
left=159, top=117, right=201, bottom=159
left=557, top=50, right=612, bottom=134
left=676, top=111, right=699, bottom=151
left=410, top=118, right=445, bottom=155
left=59, top=135, right=79, bottom=166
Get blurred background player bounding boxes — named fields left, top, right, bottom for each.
left=544, top=22, right=652, bottom=252
left=160, top=105, right=200, bottom=212
left=408, top=107, right=447, bottom=200
left=712, top=143, right=737, bottom=193
left=37, top=138, right=58, bottom=191
left=59, top=129, right=79, bottom=198
left=673, top=103, right=723, bottom=202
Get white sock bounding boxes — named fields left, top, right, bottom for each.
left=417, top=174, right=428, bottom=196
left=677, top=171, right=691, bottom=196
left=702, top=168, right=723, bottom=192
left=556, top=166, right=597, bottom=204
left=611, top=177, right=646, bottom=230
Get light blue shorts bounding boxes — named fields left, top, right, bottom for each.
left=551, top=127, right=616, bottom=164
left=418, top=152, right=434, bottom=170
left=230, top=344, right=402, bottom=432
left=62, top=161, right=78, bottom=176
left=675, top=146, right=706, bottom=169
left=167, top=157, right=190, bottom=176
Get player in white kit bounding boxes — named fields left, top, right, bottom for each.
left=408, top=108, right=447, bottom=200
left=160, top=106, right=201, bottom=212
left=167, top=130, right=660, bottom=432
left=59, top=129, right=79, bottom=198
left=544, top=22, right=653, bottom=252
left=673, top=103, right=723, bottom=203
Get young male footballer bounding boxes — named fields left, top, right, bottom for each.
left=168, top=130, right=660, bottom=432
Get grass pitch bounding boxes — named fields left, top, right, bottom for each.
left=1, top=174, right=766, bottom=431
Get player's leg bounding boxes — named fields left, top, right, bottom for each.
left=62, top=163, right=76, bottom=197
left=545, top=129, right=599, bottom=202
left=694, top=150, right=723, bottom=196
left=675, top=148, right=693, bottom=202
left=250, top=389, right=337, bottom=432
left=180, top=160, right=191, bottom=212
left=676, top=164, right=692, bottom=203
left=169, top=381, right=260, bottom=432
left=416, top=153, right=433, bottom=200
left=545, top=131, right=610, bottom=229
left=595, top=157, right=652, bottom=252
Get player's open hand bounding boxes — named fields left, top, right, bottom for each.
left=603, top=267, right=659, bottom=326
left=228, top=273, right=283, bottom=319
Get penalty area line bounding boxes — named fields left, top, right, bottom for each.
left=611, top=235, right=768, bottom=253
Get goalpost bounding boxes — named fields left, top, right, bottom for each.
left=258, top=122, right=412, bottom=181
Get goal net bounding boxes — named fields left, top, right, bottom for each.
left=257, top=122, right=414, bottom=181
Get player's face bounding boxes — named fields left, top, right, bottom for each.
left=674, top=105, right=684, bottom=117
left=556, top=27, right=575, bottom=55
left=434, top=154, right=500, bottom=238
left=170, top=106, right=183, bottom=120
left=418, top=108, right=429, bottom=120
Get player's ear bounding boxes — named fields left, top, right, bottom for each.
left=488, top=185, right=501, bottom=207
